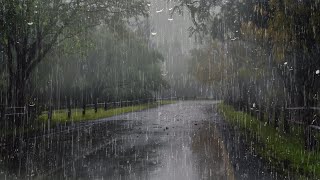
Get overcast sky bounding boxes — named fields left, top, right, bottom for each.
left=148, top=0, right=195, bottom=54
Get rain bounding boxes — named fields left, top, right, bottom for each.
left=0, top=0, right=320, bottom=179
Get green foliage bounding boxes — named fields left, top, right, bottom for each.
left=0, top=0, right=149, bottom=106
left=182, top=0, right=320, bottom=129
left=188, top=39, right=283, bottom=108
left=31, top=24, right=168, bottom=105
left=188, top=41, right=227, bottom=84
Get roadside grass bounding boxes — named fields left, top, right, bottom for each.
left=218, top=103, right=320, bottom=179
left=0, top=100, right=175, bottom=139
left=38, top=100, right=175, bottom=125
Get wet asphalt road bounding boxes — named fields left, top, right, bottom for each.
left=0, top=101, right=275, bottom=180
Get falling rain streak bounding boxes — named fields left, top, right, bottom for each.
left=0, top=0, right=320, bottom=179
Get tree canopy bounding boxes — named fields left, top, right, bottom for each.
left=0, top=0, right=148, bottom=106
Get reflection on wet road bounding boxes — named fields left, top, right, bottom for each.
left=0, top=101, right=272, bottom=179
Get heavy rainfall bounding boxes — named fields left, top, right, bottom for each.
left=0, top=0, right=320, bottom=179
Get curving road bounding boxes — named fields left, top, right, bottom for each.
left=0, top=101, right=275, bottom=179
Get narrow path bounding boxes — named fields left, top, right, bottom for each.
left=0, top=101, right=273, bottom=179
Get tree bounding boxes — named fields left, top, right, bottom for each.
left=178, top=0, right=320, bottom=107
left=31, top=24, right=168, bottom=107
left=0, top=0, right=148, bottom=107
left=178, top=0, right=320, bottom=149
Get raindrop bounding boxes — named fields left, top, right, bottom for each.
left=156, top=9, right=164, bottom=13
left=316, top=70, right=320, bottom=75
left=27, top=22, right=34, bottom=26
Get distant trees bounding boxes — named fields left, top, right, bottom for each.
left=179, top=0, right=320, bottom=106
left=0, top=0, right=148, bottom=107
left=267, top=0, right=320, bottom=107
left=180, top=0, right=320, bottom=149
left=31, top=25, right=167, bottom=108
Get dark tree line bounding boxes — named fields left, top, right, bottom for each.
left=0, top=0, right=168, bottom=125
left=0, top=0, right=148, bottom=107
left=178, top=0, right=320, bottom=149
left=32, top=26, right=167, bottom=110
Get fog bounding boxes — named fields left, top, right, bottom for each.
left=1, top=0, right=320, bottom=179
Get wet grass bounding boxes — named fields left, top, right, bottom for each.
left=0, top=100, right=175, bottom=140
left=218, top=103, right=320, bottom=179
left=38, top=100, right=175, bottom=125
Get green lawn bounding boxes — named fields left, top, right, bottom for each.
left=218, top=103, right=320, bottom=179
left=38, top=100, right=175, bottom=125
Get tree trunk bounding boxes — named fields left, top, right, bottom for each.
left=82, top=102, right=86, bottom=116
left=94, top=99, right=98, bottom=113
left=7, top=68, right=27, bottom=127
left=7, top=51, right=28, bottom=108
left=67, top=97, right=71, bottom=119
left=283, top=108, right=290, bottom=134
left=15, top=77, right=26, bottom=107
left=48, top=105, right=53, bottom=122
left=274, top=106, right=280, bottom=128
left=104, top=101, right=107, bottom=111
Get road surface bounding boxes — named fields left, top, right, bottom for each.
left=0, top=101, right=276, bottom=179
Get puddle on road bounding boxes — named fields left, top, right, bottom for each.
left=0, top=102, right=237, bottom=180
left=191, top=122, right=235, bottom=180
left=149, top=120, right=235, bottom=180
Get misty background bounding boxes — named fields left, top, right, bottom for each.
left=148, top=0, right=214, bottom=99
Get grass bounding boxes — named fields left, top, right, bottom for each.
left=38, top=100, right=175, bottom=125
left=218, top=103, right=320, bottom=179
left=0, top=100, right=175, bottom=140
